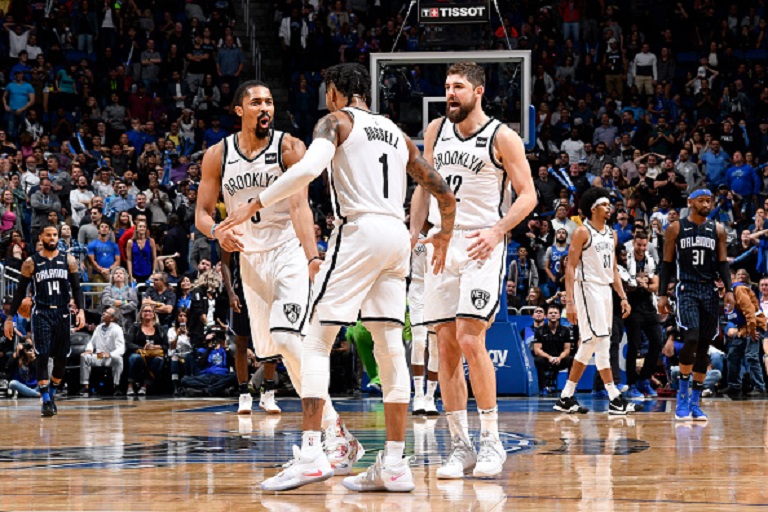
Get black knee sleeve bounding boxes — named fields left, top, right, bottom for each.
left=679, top=329, right=699, bottom=366
left=693, top=338, right=710, bottom=374
left=36, top=354, right=50, bottom=381
left=51, top=358, right=67, bottom=381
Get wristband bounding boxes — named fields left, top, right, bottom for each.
left=308, top=256, right=322, bottom=265
left=620, top=297, right=628, bottom=302
left=210, top=223, right=218, bottom=239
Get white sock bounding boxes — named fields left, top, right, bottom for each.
left=413, top=376, right=425, bottom=398
left=446, top=410, right=470, bottom=443
left=384, top=440, right=405, bottom=466
left=479, top=406, right=499, bottom=440
left=301, top=431, right=323, bottom=459
left=605, top=383, right=620, bottom=400
left=426, top=379, right=438, bottom=399
left=561, top=380, right=577, bottom=399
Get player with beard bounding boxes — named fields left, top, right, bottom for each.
left=657, top=187, right=734, bottom=420
left=409, top=62, right=536, bottom=478
left=554, top=187, right=637, bottom=415
left=4, top=225, right=86, bottom=417
left=196, top=80, right=363, bottom=474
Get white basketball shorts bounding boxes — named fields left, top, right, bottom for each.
left=574, top=280, right=613, bottom=342
left=311, top=214, right=410, bottom=326
left=423, top=229, right=506, bottom=326
left=240, top=238, right=310, bottom=359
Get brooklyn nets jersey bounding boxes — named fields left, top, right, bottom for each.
left=428, top=117, right=511, bottom=230
left=32, top=251, right=70, bottom=307
left=221, top=130, right=293, bottom=252
left=329, top=107, right=409, bottom=222
left=576, top=221, right=615, bottom=285
left=675, top=217, right=718, bottom=283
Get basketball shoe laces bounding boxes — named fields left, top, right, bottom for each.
left=445, top=437, right=473, bottom=467
left=476, top=438, right=502, bottom=464
left=355, top=452, right=385, bottom=485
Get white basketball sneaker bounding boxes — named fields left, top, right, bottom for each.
left=436, top=436, right=477, bottom=479
left=260, top=446, right=333, bottom=491
left=342, top=451, right=415, bottom=492
left=412, top=395, right=426, bottom=415
left=259, top=390, right=281, bottom=414
left=324, top=417, right=365, bottom=475
left=237, top=393, right=253, bottom=415
left=473, top=437, right=506, bottom=478
left=423, top=396, right=439, bottom=416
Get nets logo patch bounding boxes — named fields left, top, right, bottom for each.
left=471, top=289, right=490, bottom=310
left=476, top=137, right=488, bottom=148
left=283, top=303, right=302, bottom=324
left=264, top=153, right=278, bottom=165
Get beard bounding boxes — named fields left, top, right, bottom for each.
left=446, top=96, right=476, bottom=124
left=557, top=236, right=566, bottom=244
left=42, top=240, right=57, bottom=251
left=254, top=113, right=273, bottom=139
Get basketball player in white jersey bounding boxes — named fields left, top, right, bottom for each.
left=554, top=187, right=636, bottom=415
left=196, top=80, right=363, bottom=476
left=409, top=62, right=536, bottom=479
left=218, top=63, right=456, bottom=492
left=409, top=222, right=439, bottom=416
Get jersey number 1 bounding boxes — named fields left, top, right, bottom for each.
left=47, top=280, right=60, bottom=296
left=379, top=154, right=389, bottom=198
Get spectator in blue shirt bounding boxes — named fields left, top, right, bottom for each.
left=699, top=139, right=730, bottom=188
left=725, top=151, right=761, bottom=217
left=614, top=210, right=634, bottom=245
left=3, top=70, right=35, bottom=138
left=103, top=180, right=136, bottom=223
left=203, top=116, right=227, bottom=149
left=215, top=35, right=245, bottom=90
left=88, top=221, right=121, bottom=283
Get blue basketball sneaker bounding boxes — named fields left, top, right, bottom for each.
left=636, top=379, right=658, bottom=398
left=689, top=389, right=708, bottom=421
left=626, top=386, right=645, bottom=399
left=675, top=391, right=691, bottom=420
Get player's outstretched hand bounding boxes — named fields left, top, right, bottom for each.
left=657, top=295, right=671, bottom=315
left=215, top=225, right=245, bottom=253
left=724, top=291, right=735, bottom=314
left=3, top=318, right=13, bottom=340
left=219, top=200, right=260, bottom=232
left=75, top=309, right=85, bottom=330
left=565, top=303, right=577, bottom=325
left=424, top=231, right=451, bottom=275
left=467, top=228, right=503, bottom=261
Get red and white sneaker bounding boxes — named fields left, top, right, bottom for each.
left=260, top=446, right=333, bottom=492
left=323, top=417, right=365, bottom=475
left=342, top=451, right=415, bottom=492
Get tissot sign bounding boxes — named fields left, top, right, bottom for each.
left=419, top=1, right=490, bottom=23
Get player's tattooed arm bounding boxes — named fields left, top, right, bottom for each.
left=405, top=135, right=455, bottom=235
left=7, top=257, right=34, bottom=323
left=312, top=113, right=341, bottom=145
left=67, top=254, right=79, bottom=273
left=20, top=256, right=34, bottom=278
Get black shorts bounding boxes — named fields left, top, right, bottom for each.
left=32, top=306, right=71, bottom=359
left=230, top=285, right=252, bottom=339
left=675, top=282, right=720, bottom=339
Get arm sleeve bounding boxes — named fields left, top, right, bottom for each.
left=719, top=260, right=733, bottom=292
left=259, top=138, right=336, bottom=208
left=657, top=259, right=675, bottom=297
left=8, top=275, right=30, bottom=317
left=69, top=270, right=83, bottom=309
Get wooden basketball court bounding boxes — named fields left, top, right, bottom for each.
left=0, top=395, right=766, bottom=511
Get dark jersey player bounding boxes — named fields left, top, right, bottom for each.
left=658, top=187, right=735, bottom=421
left=4, top=225, right=85, bottom=417
left=221, top=249, right=281, bottom=415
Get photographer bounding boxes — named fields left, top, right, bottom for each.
left=8, top=339, right=40, bottom=398
left=532, top=304, right=574, bottom=393
left=180, top=326, right=237, bottom=397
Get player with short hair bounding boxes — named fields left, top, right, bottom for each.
left=196, top=79, right=361, bottom=476
left=409, top=61, right=537, bottom=479
left=555, top=187, right=636, bottom=415
left=657, top=187, right=734, bottom=420
left=4, top=225, right=86, bottom=417
left=218, top=63, right=456, bottom=492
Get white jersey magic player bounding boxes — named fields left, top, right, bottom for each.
left=576, top=221, right=615, bottom=285
left=574, top=220, right=616, bottom=341
left=221, top=130, right=293, bottom=253
left=329, top=107, right=408, bottom=222
left=428, top=117, right=510, bottom=230
left=311, top=107, right=411, bottom=325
